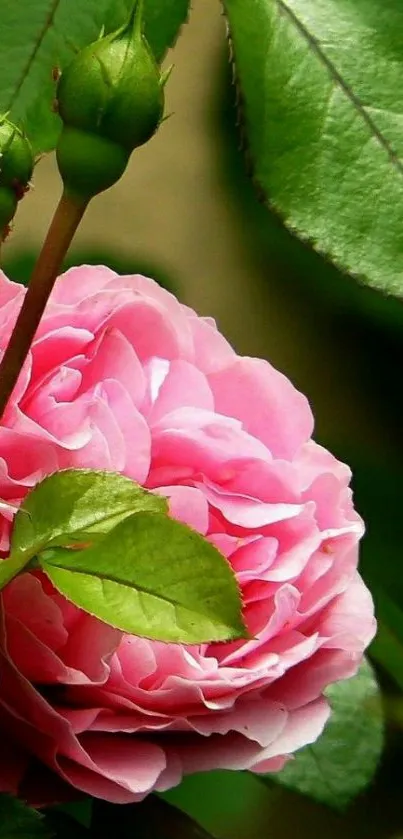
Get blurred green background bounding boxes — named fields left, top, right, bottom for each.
left=3, top=1, right=403, bottom=835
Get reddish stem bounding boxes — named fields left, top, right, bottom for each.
left=0, top=190, right=87, bottom=419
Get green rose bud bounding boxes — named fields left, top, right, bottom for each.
left=0, top=187, right=18, bottom=234
left=0, top=117, right=34, bottom=235
left=56, top=0, right=165, bottom=201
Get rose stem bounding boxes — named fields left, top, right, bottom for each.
left=0, top=190, right=87, bottom=419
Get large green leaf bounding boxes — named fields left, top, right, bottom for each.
left=0, top=0, right=189, bottom=154
left=39, top=511, right=246, bottom=643
left=223, top=0, right=403, bottom=297
left=0, top=469, right=165, bottom=590
left=271, top=660, right=384, bottom=809
left=0, top=795, right=51, bottom=838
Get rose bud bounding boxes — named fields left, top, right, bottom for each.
left=0, top=117, right=34, bottom=235
left=56, top=0, right=165, bottom=200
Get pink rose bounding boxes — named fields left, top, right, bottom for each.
left=0, top=267, right=375, bottom=803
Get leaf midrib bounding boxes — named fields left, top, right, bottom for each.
left=276, top=0, right=403, bottom=178
left=42, top=558, right=227, bottom=620
left=4, top=0, right=61, bottom=114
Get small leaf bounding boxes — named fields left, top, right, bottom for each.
left=39, top=511, right=246, bottom=643
left=0, top=470, right=165, bottom=592
left=10, top=469, right=166, bottom=560
left=105, top=0, right=190, bottom=61
left=44, top=810, right=89, bottom=838
left=0, top=794, right=51, bottom=838
left=223, top=0, right=403, bottom=297
left=271, top=659, right=384, bottom=810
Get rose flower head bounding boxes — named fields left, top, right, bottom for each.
left=0, top=267, right=375, bottom=803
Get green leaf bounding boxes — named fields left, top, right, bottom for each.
left=0, top=0, right=189, bottom=154
left=91, top=795, right=218, bottom=838
left=44, top=811, right=89, bottom=838
left=0, top=0, right=110, bottom=154
left=0, top=795, right=51, bottom=838
left=144, top=0, right=190, bottom=62
left=0, top=469, right=165, bottom=590
left=271, top=659, right=384, bottom=810
left=39, top=511, right=246, bottom=643
left=223, top=0, right=403, bottom=297
left=371, top=617, right=403, bottom=693
left=106, top=0, right=190, bottom=61
left=11, top=469, right=165, bottom=556
left=345, top=455, right=403, bottom=689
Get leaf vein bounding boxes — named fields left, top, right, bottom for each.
left=47, top=562, right=219, bottom=620
left=276, top=0, right=403, bottom=177
left=5, top=0, right=61, bottom=114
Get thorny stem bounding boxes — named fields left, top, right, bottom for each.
left=0, top=190, right=87, bottom=419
